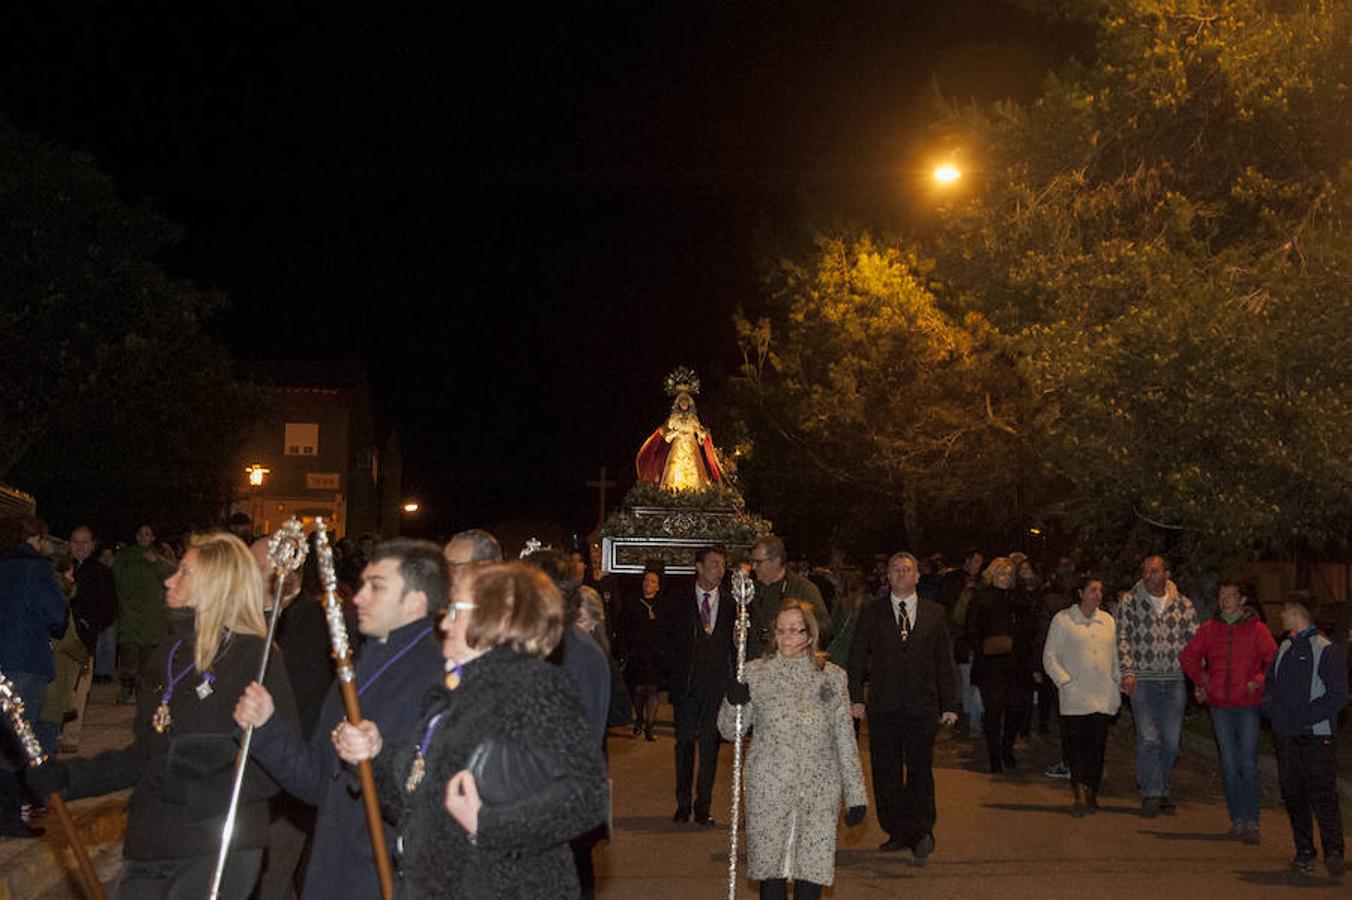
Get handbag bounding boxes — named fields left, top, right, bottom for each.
left=981, top=635, right=1014, bottom=656
left=465, top=736, right=556, bottom=807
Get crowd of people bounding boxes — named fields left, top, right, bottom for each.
left=2, top=515, right=1350, bottom=896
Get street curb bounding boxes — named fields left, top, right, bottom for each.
left=0, top=792, right=126, bottom=900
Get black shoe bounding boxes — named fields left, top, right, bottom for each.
left=1158, top=797, right=1176, bottom=816
left=1327, top=852, right=1345, bottom=877
left=0, top=819, right=45, bottom=838
left=1290, top=849, right=1316, bottom=874
left=1084, top=786, right=1099, bottom=813
left=1071, top=784, right=1087, bottom=818
left=879, top=837, right=906, bottom=852
left=632, top=720, right=642, bottom=736
left=697, top=815, right=716, bottom=828
left=644, top=723, right=655, bottom=742
left=672, top=806, right=691, bottom=824
left=912, top=834, right=934, bottom=866
left=1140, top=797, right=1160, bottom=818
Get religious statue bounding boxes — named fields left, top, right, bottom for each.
left=635, top=367, right=725, bottom=491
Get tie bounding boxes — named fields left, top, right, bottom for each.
left=898, top=603, right=911, bottom=642
left=701, top=592, right=713, bottom=634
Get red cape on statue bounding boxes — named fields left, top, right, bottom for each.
left=635, top=429, right=724, bottom=485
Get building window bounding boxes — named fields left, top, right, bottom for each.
left=284, top=423, right=319, bottom=456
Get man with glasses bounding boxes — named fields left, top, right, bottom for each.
left=657, top=545, right=734, bottom=827
left=746, top=535, right=831, bottom=660
left=233, top=539, right=447, bottom=900
left=848, top=552, right=958, bottom=865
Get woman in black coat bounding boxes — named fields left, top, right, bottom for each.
left=616, top=567, right=664, bottom=740
left=336, top=562, right=608, bottom=900
left=28, top=531, right=297, bottom=899
left=966, top=556, right=1040, bottom=774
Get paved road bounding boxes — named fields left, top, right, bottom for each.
left=594, top=706, right=1347, bottom=898
left=13, top=694, right=1348, bottom=898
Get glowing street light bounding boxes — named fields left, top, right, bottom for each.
left=246, top=464, right=270, bottom=487
left=402, top=501, right=420, bottom=514
left=933, top=163, right=961, bottom=185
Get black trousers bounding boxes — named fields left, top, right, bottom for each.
left=760, top=878, right=822, bottom=899
left=1033, top=678, right=1058, bottom=733
left=673, top=689, right=722, bottom=815
left=1061, top=713, right=1111, bottom=791
left=867, top=712, right=938, bottom=845
left=1275, top=734, right=1344, bottom=856
left=115, top=849, right=263, bottom=900
left=977, top=659, right=1027, bottom=764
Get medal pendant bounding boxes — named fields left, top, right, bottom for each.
left=405, top=753, right=426, bottom=793
left=196, top=679, right=214, bottom=700
left=152, top=702, right=172, bottom=733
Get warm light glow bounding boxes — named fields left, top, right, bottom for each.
left=402, top=501, right=420, bottom=514
left=1028, top=527, right=1042, bottom=536
left=934, top=164, right=961, bottom=184
left=246, top=464, right=270, bottom=487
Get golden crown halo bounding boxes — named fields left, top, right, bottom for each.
left=664, top=366, right=701, bottom=397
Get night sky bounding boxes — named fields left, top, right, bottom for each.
left=1, top=2, right=1085, bottom=537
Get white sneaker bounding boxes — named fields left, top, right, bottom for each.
left=1043, top=760, right=1071, bottom=779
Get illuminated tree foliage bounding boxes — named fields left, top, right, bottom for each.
left=738, top=0, right=1352, bottom=569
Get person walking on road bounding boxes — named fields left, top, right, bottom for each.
left=1263, top=594, right=1348, bottom=877
left=1180, top=580, right=1277, bottom=843
left=720, top=599, right=867, bottom=899
left=112, top=524, right=177, bottom=704
left=847, top=552, right=958, bottom=865
left=658, top=546, right=734, bottom=827
left=1116, top=554, right=1198, bottom=817
left=1041, top=575, right=1120, bottom=817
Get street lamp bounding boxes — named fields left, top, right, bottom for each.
left=246, top=464, right=270, bottom=487
left=402, top=501, right=420, bottom=514
left=933, top=163, right=961, bottom=185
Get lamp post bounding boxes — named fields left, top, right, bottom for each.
left=245, top=464, right=270, bottom=531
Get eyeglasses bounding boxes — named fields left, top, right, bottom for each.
left=774, top=627, right=807, bottom=635
left=447, top=601, right=476, bottom=621
left=750, top=556, right=774, bottom=565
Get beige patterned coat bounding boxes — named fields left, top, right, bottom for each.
left=718, top=654, right=868, bottom=886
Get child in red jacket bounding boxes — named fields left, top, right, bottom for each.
left=1180, top=580, right=1277, bottom=843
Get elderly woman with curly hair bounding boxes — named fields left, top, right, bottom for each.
left=335, top=562, right=608, bottom=899
left=719, top=599, right=868, bottom=900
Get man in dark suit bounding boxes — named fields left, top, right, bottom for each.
left=658, top=545, right=734, bottom=827
left=848, top=551, right=958, bottom=865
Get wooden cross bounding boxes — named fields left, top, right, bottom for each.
left=585, top=465, right=617, bottom=527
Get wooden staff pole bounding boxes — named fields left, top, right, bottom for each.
left=314, top=519, right=395, bottom=900
left=0, top=672, right=106, bottom=900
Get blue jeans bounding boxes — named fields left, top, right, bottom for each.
left=95, top=624, right=118, bottom=678
left=1132, top=678, right=1186, bottom=799
left=959, top=662, right=983, bottom=730
left=1211, top=705, right=1261, bottom=824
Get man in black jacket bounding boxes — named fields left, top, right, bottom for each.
left=658, top=545, right=734, bottom=827
left=848, top=551, right=958, bottom=865
left=69, top=526, right=116, bottom=659
left=233, top=538, right=447, bottom=900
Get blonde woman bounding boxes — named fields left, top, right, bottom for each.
left=719, top=599, right=867, bottom=899
left=27, top=531, right=298, bottom=899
